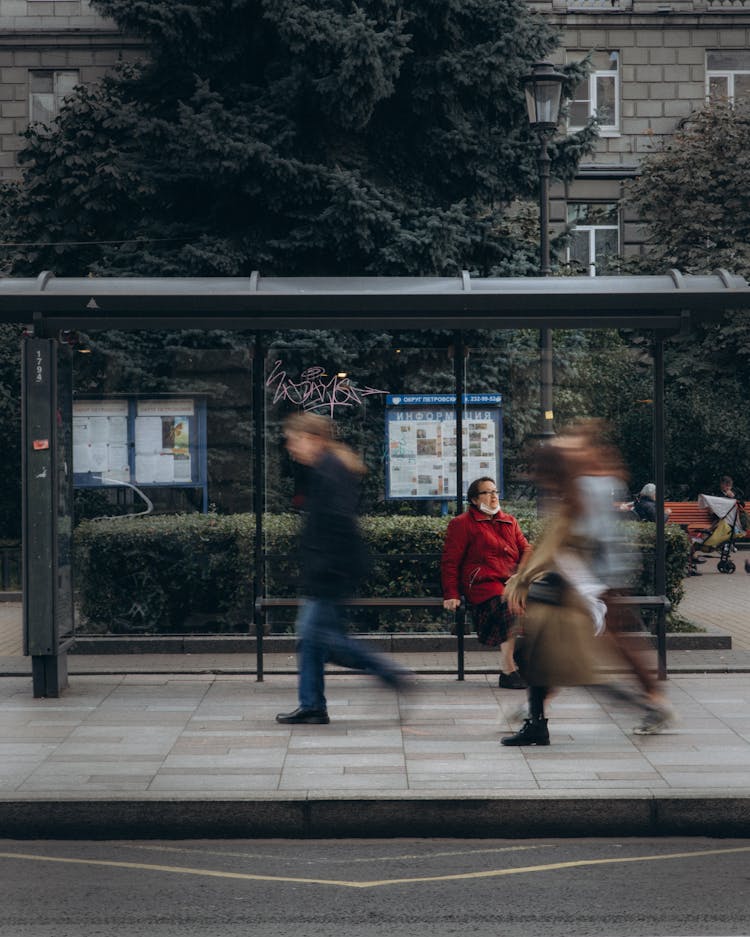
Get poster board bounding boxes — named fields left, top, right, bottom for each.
left=72, top=396, right=208, bottom=508
left=385, top=394, right=503, bottom=500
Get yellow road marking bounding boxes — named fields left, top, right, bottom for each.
left=128, top=842, right=550, bottom=864
left=1, top=845, right=749, bottom=889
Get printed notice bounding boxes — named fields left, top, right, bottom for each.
left=386, top=399, right=502, bottom=500
left=73, top=397, right=200, bottom=490
left=72, top=401, right=131, bottom=480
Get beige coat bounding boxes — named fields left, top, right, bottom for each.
left=505, top=515, right=598, bottom=687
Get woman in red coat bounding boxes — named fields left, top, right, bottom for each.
left=441, top=477, right=531, bottom=688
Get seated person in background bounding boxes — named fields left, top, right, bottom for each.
left=631, top=483, right=671, bottom=523
left=717, top=475, right=748, bottom=539
left=718, top=475, right=745, bottom=506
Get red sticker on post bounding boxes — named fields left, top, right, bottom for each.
left=32, top=439, right=50, bottom=450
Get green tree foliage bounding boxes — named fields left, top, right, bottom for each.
left=0, top=325, right=23, bottom=539
left=626, top=103, right=750, bottom=277
left=0, top=1, right=603, bottom=535
left=624, top=103, right=750, bottom=496
left=0, top=0, right=595, bottom=278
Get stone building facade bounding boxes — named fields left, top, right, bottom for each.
left=1, top=0, right=748, bottom=273
left=0, top=0, right=139, bottom=178
left=537, top=0, right=750, bottom=271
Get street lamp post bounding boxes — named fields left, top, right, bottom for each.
left=523, top=62, right=566, bottom=438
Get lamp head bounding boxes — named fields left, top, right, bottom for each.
left=523, top=62, right=566, bottom=130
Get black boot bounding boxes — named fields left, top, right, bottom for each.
left=501, top=717, right=550, bottom=746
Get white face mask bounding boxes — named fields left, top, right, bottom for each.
left=477, top=502, right=500, bottom=516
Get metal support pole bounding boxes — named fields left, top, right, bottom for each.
left=253, top=332, right=266, bottom=682
left=538, top=132, right=554, bottom=438
left=455, top=600, right=466, bottom=682
left=23, top=332, right=72, bottom=697
left=453, top=330, right=465, bottom=514
left=653, top=333, right=667, bottom=680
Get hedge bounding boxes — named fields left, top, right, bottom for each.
left=73, top=506, right=689, bottom=635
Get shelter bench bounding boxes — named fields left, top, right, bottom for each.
left=254, top=594, right=671, bottom=682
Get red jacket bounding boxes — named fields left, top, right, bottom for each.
left=441, top=506, right=531, bottom=606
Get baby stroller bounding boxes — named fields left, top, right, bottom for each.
left=690, top=494, right=747, bottom=574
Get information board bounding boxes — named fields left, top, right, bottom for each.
left=72, top=396, right=208, bottom=509
left=385, top=394, right=503, bottom=500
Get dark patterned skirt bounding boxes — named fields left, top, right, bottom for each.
left=471, top=595, right=515, bottom=647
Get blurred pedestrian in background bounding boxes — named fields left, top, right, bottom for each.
left=442, top=477, right=531, bottom=689
left=276, top=413, right=409, bottom=726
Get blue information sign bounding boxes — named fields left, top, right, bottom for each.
left=385, top=394, right=503, bottom=500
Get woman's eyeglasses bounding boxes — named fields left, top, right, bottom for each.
left=477, top=489, right=499, bottom=496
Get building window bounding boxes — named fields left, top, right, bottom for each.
left=706, top=51, right=750, bottom=104
left=568, top=51, right=619, bottom=133
left=29, top=70, right=79, bottom=126
left=566, top=203, right=619, bottom=277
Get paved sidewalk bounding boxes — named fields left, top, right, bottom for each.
left=0, top=567, right=748, bottom=838
left=1, top=668, right=749, bottom=837
left=677, top=562, right=750, bottom=649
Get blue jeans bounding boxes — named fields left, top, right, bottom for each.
left=296, top=598, right=399, bottom=711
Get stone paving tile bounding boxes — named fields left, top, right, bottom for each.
left=147, top=775, right=283, bottom=792
left=21, top=777, right=154, bottom=792
left=656, top=772, right=750, bottom=788
left=278, top=775, right=408, bottom=791
left=0, top=669, right=749, bottom=799
left=534, top=779, right=671, bottom=790
left=282, top=752, right=406, bottom=769
left=162, top=754, right=287, bottom=770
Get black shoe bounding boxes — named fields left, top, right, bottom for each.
left=276, top=707, right=330, bottom=725
left=745, top=559, right=750, bottom=574
left=501, top=717, right=550, bottom=746
left=687, top=568, right=702, bottom=576
left=693, top=556, right=707, bottom=564
left=498, top=670, right=527, bottom=690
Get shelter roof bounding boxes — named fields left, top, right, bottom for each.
left=1, top=270, right=748, bottom=330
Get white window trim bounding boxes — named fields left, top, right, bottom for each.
left=566, top=207, right=620, bottom=278
left=706, top=69, right=750, bottom=103
left=568, top=62, right=620, bottom=135
left=29, top=69, right=79, bottom=127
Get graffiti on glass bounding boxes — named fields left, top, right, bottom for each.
left=266, top=360, right=388, bottom=416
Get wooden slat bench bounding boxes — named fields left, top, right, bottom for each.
left=664, top=501, right=714, bottom=535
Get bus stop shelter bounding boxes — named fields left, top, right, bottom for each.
left=2, top=269, right=749, bottom=696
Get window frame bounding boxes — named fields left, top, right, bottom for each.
left=705, top=50, right=750, bottom=104
left=28, top=69, right=80, bottom=127
left=566, top=202, right=621, bottom=278
left=567, top=52, right=620, bottom=135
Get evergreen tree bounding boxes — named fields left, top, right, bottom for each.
left=0, top=0, right=594, bottom=278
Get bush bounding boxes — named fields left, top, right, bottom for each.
left=74, top=507, right=688, bottom=635
left=75, top=513, right=254, bottom=634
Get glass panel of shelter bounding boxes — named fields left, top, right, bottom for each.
left=262, top=334, right=457, bottom=639
left=71, top=331, right=255, bottom=638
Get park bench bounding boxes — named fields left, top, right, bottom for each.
left=664, top=501, right=714, bottom=536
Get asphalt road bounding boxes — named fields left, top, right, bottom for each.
left=2, top=837, right=749, bottom=937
